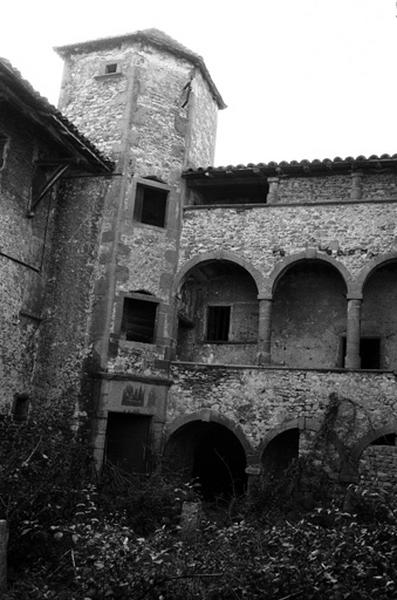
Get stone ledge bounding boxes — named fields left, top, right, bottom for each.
left=171, top=361, right=396, bottom=376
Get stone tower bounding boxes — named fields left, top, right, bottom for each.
left=55, top=30, right=225, bottom=470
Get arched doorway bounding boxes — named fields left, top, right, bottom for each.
left=176, top=259, right=259, bottom=365
left=164, top=420, right=247, bottom=501
left=359, top=432, right=397, bottom=493
left=271, top=260, right=347, bottom=368
left=361, top=261, right=397, bottom=369
left=261, top=428, right=300, bottom=477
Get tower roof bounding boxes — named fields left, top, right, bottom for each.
left=54, top=29, right=226, bottom=109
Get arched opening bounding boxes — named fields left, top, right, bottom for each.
left=271, top=260, right=347, bottom=368
left=362, top=261, right=397, bottom=369
left=176, top=259, right=259, bottom=364
left=359, top=433, right=397, bottom=492
left=164, top=421, right=247, bottom=501
left=261, top=429, right=299, bottom=476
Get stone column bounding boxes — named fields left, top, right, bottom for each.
left=351, top=171, right=363, bottom=201
left=245, top=464, right=262, bottom=497
left=257, top=297, right=272, bottom=365
left=267, top=177, right=279, bottom=203
left=0, top=520, right=8, bottom=593
left=345, top=297, right=362, bottom=369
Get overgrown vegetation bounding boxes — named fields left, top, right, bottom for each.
left=2, top=402, right=397, bottom=599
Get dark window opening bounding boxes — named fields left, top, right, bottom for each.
left=361, top=337, right=381, bottom=369
left=341, top=336, right=381, bottom=369
left=13, top=393, right=29, bottom=422
left=105, top=412, right=152, bottom=473
left=0, top=133, right=8, bottom=170
left=371, top=433, right=396, bottom=446
left=121, top=297, right=158, bottom=343
left=206, top=305, right=230, bottom=342
left=189, top=181, right=269, bottom=206
left=134, top=184, right=168, bottom=227
left=105, top=63, right=118, bottom=74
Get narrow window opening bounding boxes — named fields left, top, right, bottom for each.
left=105, top=63, right=118, bottom=74
left=206, top=306, right=231, bottom=342
left=121, top=297, right=158, bottom=343
left=0, top=133, right=8, bottom=170
left=13, top=392, right=29, bottom=422
left=134, top=184, right=168, bottom=228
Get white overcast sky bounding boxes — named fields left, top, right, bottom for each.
left=1, top=0, right=396, bottom=166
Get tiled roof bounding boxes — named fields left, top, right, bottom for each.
left=0, top=58, right=113, bottom=172
left=55, top=28, right=226, bottom=110
left=183, top=154, right=397, bottom=178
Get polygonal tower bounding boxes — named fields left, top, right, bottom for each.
left=55, top=30, right=225, bottom=470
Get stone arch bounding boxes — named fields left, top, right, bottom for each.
left=166, top=409, right=255, bottom=459
left=258, top=418, right=304, bottom=458
left=356, top=252, right=397, bottom=297
left=342, top=423, right=397, bottom=488
left=164, top=410, right=253, bottom=500
left=268, top=250, right=353, bottom=297
left=173, top=250, right=266, bottom=296
left=350, top=423, right=397, bottom=465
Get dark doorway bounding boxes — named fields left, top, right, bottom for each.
left=262, top=429, right=299, bottom=476
left=360, top=338, right=381, bottom=369
left=164, top=421, right=247, bottom=501
left=105, top=412, right=152, bottom=473
left=340, top=337, right=381, bottom=369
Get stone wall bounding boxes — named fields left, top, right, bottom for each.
left=277, top=174, right=352, bottom=204
left=34, top=175, right=109, bottom=417
left=359, top=445, right=397, bottom=493
left=168, top=364, right=397, bottom=456
left=0, top=109, right=58, bottom=409
left=362, top=262, right=397, bottom=369
left=272, top=262, right=346, bottom=368
left=177, top=264, right=258, bottom=364
left=58, top=39, right=221, bottom=381
left=179, top=201, right=397, bottom=285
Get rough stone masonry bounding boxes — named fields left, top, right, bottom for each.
left=1, top=29, right=397, bottom=500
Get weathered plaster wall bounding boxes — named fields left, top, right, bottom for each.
left=35, top=175, right=109, bottom=416
left=168, top=364, right=397, bottom=455
left=361, top=263, right=397, bottom=369
left=179, top=202, right=397, bottom=283
left=0, top=110, right=58, bottom=409
left=271, top=263, right=346, bottom=368
left=58, top=49, right=131, bottom=157
left=177, top=267, right=258, bottom=364
left=59, top=41, right=220, bottom=381
left=187, top=70, right=218, bottom=168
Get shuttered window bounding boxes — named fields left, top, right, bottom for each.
left=121, top=297, right=158, bottom=343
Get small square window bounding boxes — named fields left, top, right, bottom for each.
left=206, top=306, right=230, bottom=342
left=121, top=297, right=158, bottom=343
left=105, top=63, right=118, bottom=74
left=133, top=184, right=168, bottom=228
